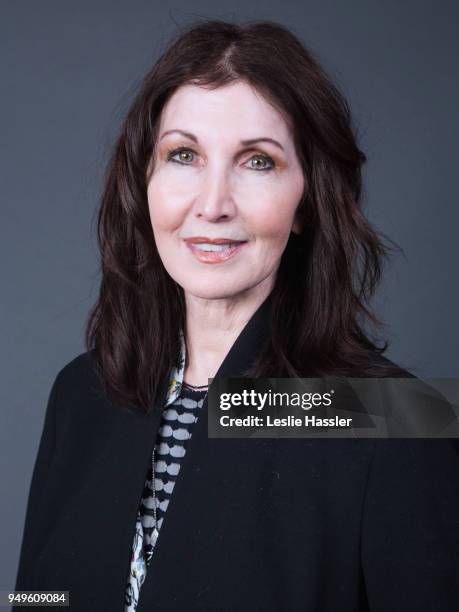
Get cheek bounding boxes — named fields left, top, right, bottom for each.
left=244, top=170, right=304, bottom=237
left=247, top=192, right=299, bottom=241
left=147, top=179, right=182, bottom=232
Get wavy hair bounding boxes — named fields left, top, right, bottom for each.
left=85, top=18, right=403, bottom=414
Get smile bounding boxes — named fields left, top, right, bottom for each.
left=185, top=241, right=247, bottom=264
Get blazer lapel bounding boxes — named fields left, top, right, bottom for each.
left=136, top=292, right=273, bottom=610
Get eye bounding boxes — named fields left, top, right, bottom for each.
left=167, top=147, right=196, bottom=165
left=247, top=154, right=275, bottom=172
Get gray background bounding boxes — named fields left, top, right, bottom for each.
left=1, top=0, right=458, bottom=593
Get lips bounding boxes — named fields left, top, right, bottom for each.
left=184, top=238, right=247, bottom=264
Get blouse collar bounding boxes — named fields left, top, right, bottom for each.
left=165, top=329, right=186, bottom=406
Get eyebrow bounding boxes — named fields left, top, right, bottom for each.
left=159, top=129, right=285, bottom=152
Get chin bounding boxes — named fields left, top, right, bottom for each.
left=182, top=280, right=252, bottom=301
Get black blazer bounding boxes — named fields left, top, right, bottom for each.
left=14, top=297, right=459, bottom=611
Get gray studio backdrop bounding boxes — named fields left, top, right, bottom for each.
left=1, top=0, right=458, bottom=594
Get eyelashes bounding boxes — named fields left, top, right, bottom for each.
left=165, top=147, right=276, bottom=172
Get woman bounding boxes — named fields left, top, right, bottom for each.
left=14, top=19, right=458, bottom=612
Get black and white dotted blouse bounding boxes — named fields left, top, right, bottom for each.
left=125, top=334, right=207, bottom=611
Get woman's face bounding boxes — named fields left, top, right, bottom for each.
left=147, top=81, right=305, bottom=300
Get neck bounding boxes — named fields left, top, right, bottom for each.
left=183, top=280, right=273, bottom=387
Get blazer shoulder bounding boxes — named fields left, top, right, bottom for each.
left=367, top=351, right=416, bottom=378
left=55, top=349, right=100, bottom=390
left=52, top=350, right=109, bottom=421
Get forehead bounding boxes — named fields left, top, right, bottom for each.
left=158, top=81, right=292, bottom=143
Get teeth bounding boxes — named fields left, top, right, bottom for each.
left=192, top=243, right=238, bottom=252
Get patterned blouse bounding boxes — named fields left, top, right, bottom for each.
left=124, top=332, right=207, bottom=611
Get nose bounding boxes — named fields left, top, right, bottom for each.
left=192, top=165, right=237, bottom=222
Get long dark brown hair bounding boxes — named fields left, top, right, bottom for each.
left=85, top=18, right=404, bottom=414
